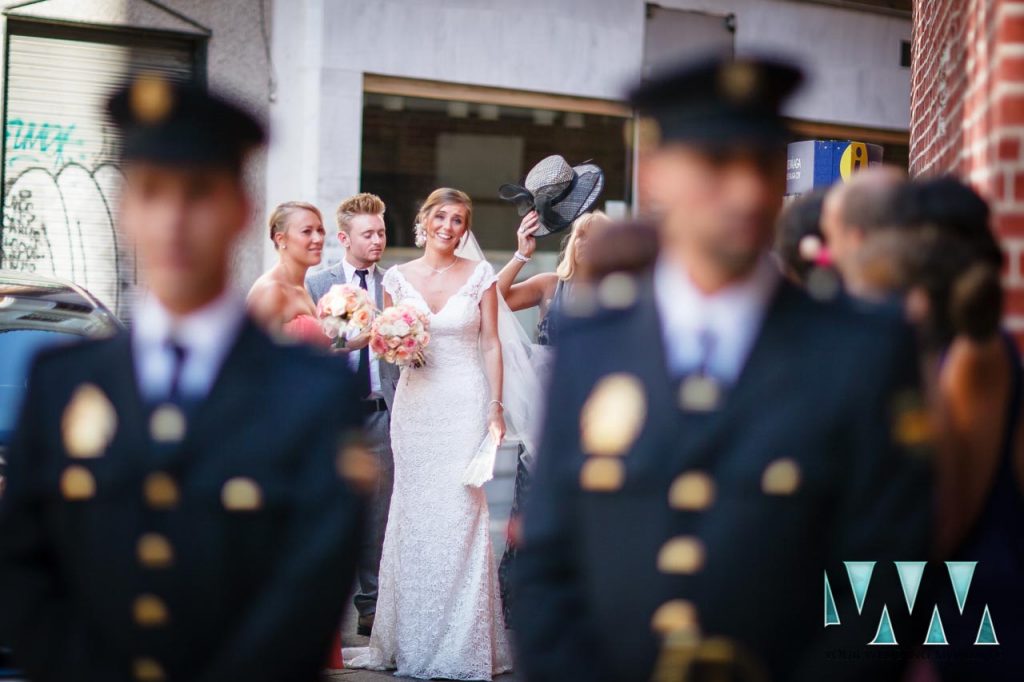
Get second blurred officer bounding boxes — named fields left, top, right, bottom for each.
left=515, top=56, right=932, bottom=682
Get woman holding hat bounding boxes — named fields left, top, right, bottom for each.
left=494, top=209, right=611, bottom=623
left=496, top=209, right=611, bottom=342
left=495, top=153, right=607, bottom=343
left=493, top=154, right=607, bottom=624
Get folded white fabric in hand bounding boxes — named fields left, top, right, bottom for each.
left=462, top=432, right=498, bottom=488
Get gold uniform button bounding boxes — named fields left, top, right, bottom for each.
left=579, top=458, right=625, bottom=492
left=133, top=657, right=166, bottom=682
left=143, top=472, right=180, bottom=510
left=149, top=404, right=186, bottom=443
left=60, top=465, right=96, bottom=501
left=597, top=273, right=639, bottom=310
left=563, top=284, right=598, bottom=318
left=133, top=594, right=169, bottom=627
left=131, top=73, right=174, bottom=124
left=580, top=373, right=647, bottom=457
left=657, top=536, right=706, bottom=575
left=221, top=477, right=263, bottom=511
left=894, top=406, right=933, bottom=448
left=695, top=636, right=737, bottom=664
left=61, top=383, right=117, bottom=458
left=718, top=60, right=759, bottom=103
left=668, top=472, right=715, bottom=511
left=762, top=458, right=801, bottom=495
left=652, top=599, right=699, bottom=635
left=678, top=375, right=721, bottom=412
left=336, top=441, right=379, bottom=494
left=137, top=533, right=174, bottom=569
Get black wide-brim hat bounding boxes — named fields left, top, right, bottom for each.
left=629, top=55, right=804, bottom=149
left=499, top=155, right=605, bottom=237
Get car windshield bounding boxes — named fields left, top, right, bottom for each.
left=0, top=329, right=83, bottom=442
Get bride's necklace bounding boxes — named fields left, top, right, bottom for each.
left=427, top=258, right=458, bottom=276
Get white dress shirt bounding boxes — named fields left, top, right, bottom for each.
left=654, top=255, right=780, bottom=383
left=132, top=289, right=247, bottom=402
left=341, top=259, right=382, bottom=397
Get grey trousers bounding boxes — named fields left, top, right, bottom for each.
left=354, top=407, right=394, bottom=618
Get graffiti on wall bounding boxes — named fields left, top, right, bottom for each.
left=2, top=116, right=131, bottom=316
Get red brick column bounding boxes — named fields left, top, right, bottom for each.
left=911, top=0, right=1024, bottom=333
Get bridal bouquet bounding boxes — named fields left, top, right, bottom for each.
left=317, top=283, right=376, bottom=348
left=370, top=303, right=430, bottom=368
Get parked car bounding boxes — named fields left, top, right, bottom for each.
left=0, top=270, right=122, bottom=678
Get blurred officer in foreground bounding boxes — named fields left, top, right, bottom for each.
left=514, top=55, right=932, bottom=682
left=0, top=76, right=368, bottom=682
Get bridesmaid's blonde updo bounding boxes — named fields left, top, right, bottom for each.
left=414, top=188, right=473, bottom=248
left=268, top=201, right=323, bottom=250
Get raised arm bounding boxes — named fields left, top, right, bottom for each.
left=480, top=283, right=506, bottom=444
left=497, top=212, right=558, bottom=312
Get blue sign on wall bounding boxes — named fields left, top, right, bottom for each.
left=786, top=140, right=884, bottom=196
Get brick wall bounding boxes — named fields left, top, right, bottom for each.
left=910, top=0, right=1024, bottom=333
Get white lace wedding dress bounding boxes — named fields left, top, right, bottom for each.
left=344, top=259, right=512, bottom=680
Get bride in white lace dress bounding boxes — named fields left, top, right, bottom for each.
left=345, top=188, right=512, bottom=680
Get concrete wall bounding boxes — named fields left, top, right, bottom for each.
left=661, top=0, right=912, bottom=130
left=271, top=0, right=911, bottom=269
left=0, top=0, right=273, bottom=294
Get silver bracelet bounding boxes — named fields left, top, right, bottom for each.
left=488, top=399, right=504, bottom=410
left=513, top=251, right=530, bottom=263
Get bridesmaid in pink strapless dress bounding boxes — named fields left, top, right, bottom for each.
left=248, top=202, right=330, bottom=343
left=248, top=202, right=350, bottom=668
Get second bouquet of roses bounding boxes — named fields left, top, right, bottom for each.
left=316, top=283, right=376, bottom=349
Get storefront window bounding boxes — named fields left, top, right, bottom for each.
left=361, top=92, right=631, bottom=253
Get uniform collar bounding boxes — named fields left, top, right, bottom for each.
left=654, top=254, right=780, bottom=382
left=132, top=287, right=246, bottom=354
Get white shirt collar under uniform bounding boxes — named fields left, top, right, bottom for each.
left=131, top=288, right=246, bottom=401
left=654, top=254, right=780, bottom=384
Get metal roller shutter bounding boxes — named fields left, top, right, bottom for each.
left=2, top=22, right=197, bottom=317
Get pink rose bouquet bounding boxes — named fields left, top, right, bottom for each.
left=370, top=303, right=431, bottom=368
left=316, top=283, right=376, bottom=348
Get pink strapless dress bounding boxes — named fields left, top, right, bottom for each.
left=282, top=314, right=332, bottom=348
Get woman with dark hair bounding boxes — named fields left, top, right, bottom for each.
left=774, top=188, right=830, bottom=285
left=862, top=178, right=1020, bottom=680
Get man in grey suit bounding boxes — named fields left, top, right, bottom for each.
left=306, top=192, right=399, bottom=637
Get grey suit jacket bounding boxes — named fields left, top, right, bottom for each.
left=306, top=262, right=400, bottom=410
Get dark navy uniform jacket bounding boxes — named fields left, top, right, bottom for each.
left=514, top=276, right=933, bottom=682
left=0, top=319, right=368, bottom=682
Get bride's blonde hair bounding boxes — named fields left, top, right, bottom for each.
left=414, top=188, right=473, bottom=248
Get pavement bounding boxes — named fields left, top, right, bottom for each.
left=328, top=606, right=519, bottom=681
